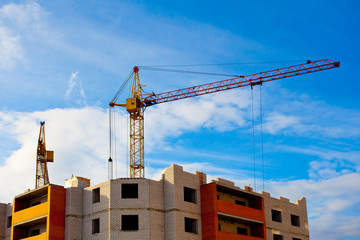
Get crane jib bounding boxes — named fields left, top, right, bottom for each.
left=143, top=59, right=340, bottom=106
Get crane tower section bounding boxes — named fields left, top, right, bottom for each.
left=110, top=66, right=146, bottom=178
left=35, top=121, right=54, bottom=188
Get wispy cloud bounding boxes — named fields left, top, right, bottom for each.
left=0, top=2, right=54, bottom=70
left=64, top=71, right=87, bottom=106
left=0, top=24, right=24, bottom=70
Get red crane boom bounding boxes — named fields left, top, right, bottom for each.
left=143, top=59, right=340, bottom=107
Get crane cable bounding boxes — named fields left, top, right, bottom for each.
left=108, top=107, right=113, bottom=179
left=113, top=108, right=118, bottom=179
left=251, top=88, right=256, bottom=192
left=260, top=85, right=265, bottom=191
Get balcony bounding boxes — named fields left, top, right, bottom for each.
left=13, top=202, right=48, bottom=226
left=218, top=231, right=265, bottom=240
left=217, top=200, right=264, bottom=223
left=17, top=232, right=47, bottom=240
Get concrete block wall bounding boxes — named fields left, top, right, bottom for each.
left=65, top=187, right=83, bottom=240
left=0, top=203, right=12, bottom=240
left=109, top=178, right=151, bottom=240
left=261, top=191, right=309, bottom=240
left=0, top=203, right=5, bottom=240
left=163, top=164, right=202, bottom=240
left=149, top=179, right=165, bottom=240
left=82, top=180, right=111, bottom=240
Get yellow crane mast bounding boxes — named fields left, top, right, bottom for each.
left=35, top=121, right=54, bottom=188
left=109, top=67, right=146, bottom=178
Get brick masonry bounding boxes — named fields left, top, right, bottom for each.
left=0, top=164, right=309, bottom=240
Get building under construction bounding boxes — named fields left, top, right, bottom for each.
left=0, top=164, right=308, bottom=240
left=0, top=60, right=341, bottom=240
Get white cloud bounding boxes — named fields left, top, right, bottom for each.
left=263, top=112, right=299, bottom=134
left=145, top=90, right=252, bottom=150
left=264, top=172, right=360, bottom=240
left=64, top=71, right=87, bottom=106
left=0, top=25, right=24, bottom=70
left=0, top=2, right=59, bottom=70
left=0, top=93, right=252, bottom=202
left=0, top=107, right=127, bottom=202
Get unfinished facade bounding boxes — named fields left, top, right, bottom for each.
left=0, top=164, right=309, bottom=240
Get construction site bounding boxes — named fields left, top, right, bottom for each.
left=0, top=59, right=340, bottom=240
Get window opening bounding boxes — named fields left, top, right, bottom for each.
left=92, top=187, right=100, bottom=203
left=185, top=217, right=198, bottom=233
left=291, top=214, right=300, bottom=227
left=92, top=218, right=100, bottom=234
left=237, top=227, right=248, bottom=235
left=7, top=216, right=12, bottom=228
left=122, top=215, right=139, bottom=230
left=272, top=209, right=282, bottom=222
left=273, top=234, right=284, bottom=240
left=122, top=184, right=138, bottom=198
left=184, top=187, right=196, bottom=203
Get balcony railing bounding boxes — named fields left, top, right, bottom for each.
left=217, top=200, right=264, bottom=223
left=20, top=233, right=47, bottom=240
left=218, top=231, right=264, bottom=240
left=12, top=202, right=48, bottom=225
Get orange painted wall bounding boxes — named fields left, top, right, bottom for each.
left=200, top=183, right=267, bottom=240
left=47, top=185, right=66, bottom=240
left=201, top=183, right=218, bottom=240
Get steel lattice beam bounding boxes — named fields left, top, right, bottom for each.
left=143, top=59, right=340, bottom=106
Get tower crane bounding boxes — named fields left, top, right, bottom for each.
left=35, top=121, right=54, bottom=188
left=110, top=59, right=340, bottom=178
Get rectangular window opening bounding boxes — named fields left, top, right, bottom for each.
left=184, top=187, right=196, bottom=203
left=92, top=187, right=100, bottom=203
left=293, top=238, right=302, bottom=240
left=235, top=200, right=246, bottom=206
left=7, top=216, right=12, bottom=228
left=122, top=215, right=139, bottom=231
left=291, top=214, right=300, bottom=227
left=237, top=227, right=248, bottom=235
left=30, top=229, right=40, bottom=237
left=272, top=209, right=282, bottom=223
left=273, top=234, right=284, bottom=240
left=185, top=217, right=198, bottom=233
left=122, top=184, right=138, bottom=199
left=92, top=218, right=100, bottom=234
left=218, top=223, right=221, bottom=231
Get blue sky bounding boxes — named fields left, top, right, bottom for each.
left=0, top=1, right=359, bottom=239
